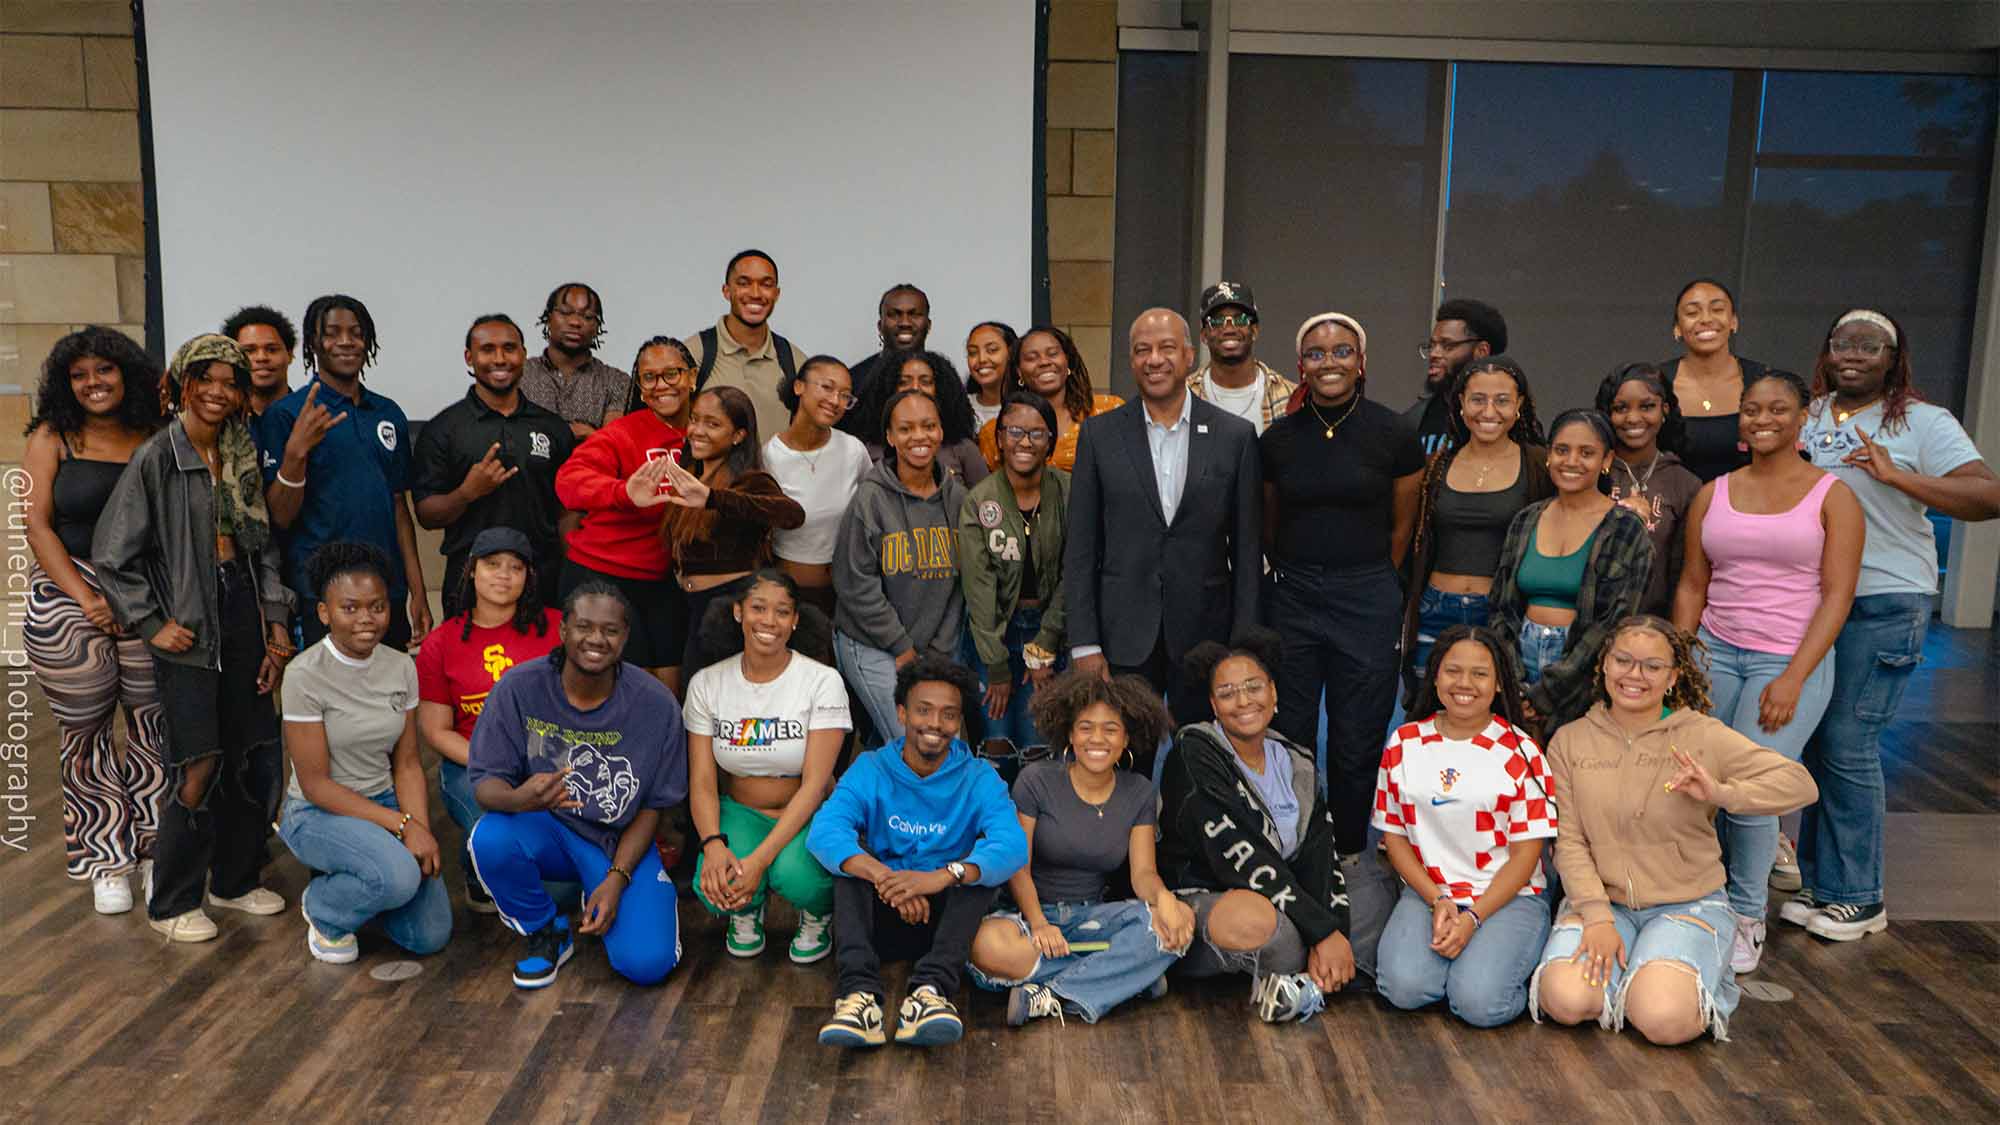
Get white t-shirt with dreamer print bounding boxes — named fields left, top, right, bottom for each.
left=684, top=652, right=851, bottom=778
left=1802, top=397, right=1984, bottom=597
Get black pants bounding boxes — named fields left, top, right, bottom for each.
left=682, top=574, right=754, bottom=679
left=440, top=543, right=565, bottom=621
left=1112, top=632, right=1205, bottom=777
left=149, top=564, right=283, bottom=919
left=831, top=874, right=998, bottom=1001
left=1269, top=559, right=1403, bottom=855
left=298, top=589, right=413, bottom=652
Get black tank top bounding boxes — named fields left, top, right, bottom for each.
left=52, top=455, right=127, bottom=559
left=1432, top=462, right=1532, bottom=577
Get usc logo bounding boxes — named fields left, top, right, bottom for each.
left=483, top=643, right=515, bottom=683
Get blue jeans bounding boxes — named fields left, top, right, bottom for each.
left=967, top=899, right=1183, bottom=1023
left=1376, top=887, right=1550, bottom=1027
left=278, top=791, right=453, bottom=953
left=835, top=630, right=902, bottom=748
left=1799, top=593, right=1931, bottom=907
left=1410, top=586, right=1492, bottom=687
left=979, top=606, right=1062, bottom=752
left=1518, top=619, right=1569, bottom=685
left=468, top=809, right=681, bottom=985
left=1534, top=892, right=1739, bottom=1041
left=1700, top=627, right=1835, bottom=919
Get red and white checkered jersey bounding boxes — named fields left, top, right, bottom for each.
left=1371, top=715, right=1557, bottom=904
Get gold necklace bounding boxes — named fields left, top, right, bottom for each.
left=1307, top=394, right=1359, bottom=439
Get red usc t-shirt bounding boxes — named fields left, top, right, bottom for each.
left=415, top=608, right=566, bottom=740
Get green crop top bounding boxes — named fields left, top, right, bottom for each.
left=1518, top=524, right=1596, bottom=611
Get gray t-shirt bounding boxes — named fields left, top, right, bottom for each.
left=1011, top=759, right=1157, bottom=904
left=1802, top=397, right=1985, bottom=597
left=1223, top=725, right=1301, bottom=858
left=282, top=637, right=419, bottom=801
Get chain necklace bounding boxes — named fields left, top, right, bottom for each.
left=1307, top=394, right=1360, bottom=439
left=1612, top=451, right=1661, bottom=497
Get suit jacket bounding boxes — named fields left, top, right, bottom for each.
left=1063, top=393, right=1261, bottom=666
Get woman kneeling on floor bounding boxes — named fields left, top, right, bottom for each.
left=1533, top=615, right=1817, bottom=1044
left=1374, top=625, right=1556, bottom=1027
left=966, top=670, right=1190, bottom=1026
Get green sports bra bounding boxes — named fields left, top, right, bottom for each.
left=1518, top=523, right=1596, bottom=610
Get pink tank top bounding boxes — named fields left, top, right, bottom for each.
left=1700, top=472, right=1838, bottom=654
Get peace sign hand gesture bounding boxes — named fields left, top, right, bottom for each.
left=1841, top=427, right=1906, bottom=488
left=1664, top=748, right=1718, bottom=805
left=459, top=442, right=518, bottom=500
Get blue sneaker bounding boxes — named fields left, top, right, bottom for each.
left=513, top=916, right=573, bottom=989
left=1250, top=971, right=1324, bottom=1023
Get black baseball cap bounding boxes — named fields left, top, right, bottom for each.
left=1200, top=281, right=1258, bottom=321
left=467, top=526, right=535, bottom=563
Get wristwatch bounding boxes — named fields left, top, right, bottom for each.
left=947, top=861, right=968, bottom=885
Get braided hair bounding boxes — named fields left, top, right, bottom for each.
left=537, top=282, right=606, bottom=350
left=300, top=294, right=380, bottom=375
left=854, top=348, right=979, bottom=445
left=1746, top=367, right=1812, bottom=408
left=624, top=335, right=697, bottom=417
left=1810, top=308, right=1920, bottom=435
left=1008, top=326, right=1095, bottom=425
left=452, top=551, right=549, bottom=643
left=1444, top=354, right=1545, bottom=448
left=1593, top=615, right=1711, bottom=715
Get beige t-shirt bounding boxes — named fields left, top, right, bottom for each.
left=685, top=316, right=809, bottom=444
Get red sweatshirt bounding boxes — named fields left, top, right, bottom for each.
left=556, top=411, right=685, bottom=579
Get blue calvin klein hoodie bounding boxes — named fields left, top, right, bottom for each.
left=807, top=738, right=1027, bottom=887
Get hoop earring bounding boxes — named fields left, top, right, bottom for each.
left=1120, top=748, right=1134, bottom=771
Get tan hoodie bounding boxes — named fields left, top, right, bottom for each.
left=1547, top=703, right=1818, bottom=924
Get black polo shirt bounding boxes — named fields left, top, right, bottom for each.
left=411, top=386, right=578, bottom=562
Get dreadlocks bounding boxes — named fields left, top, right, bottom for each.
left=537, top=282, right=607, bottom=351
left=300, top=294, right=380, bottom=375
left=1008, top=325, right=1095, bottom=425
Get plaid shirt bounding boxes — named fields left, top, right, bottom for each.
left=521, top=353, right=631, bottom=430
left=1188, top=359, right=1297, bottom=433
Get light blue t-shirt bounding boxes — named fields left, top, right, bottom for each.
left=1802, top=398, right=1984, bottom=597
left=1218, top=723, right=1302, bottom=857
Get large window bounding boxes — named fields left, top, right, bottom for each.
left=1115, top=53, right=1996, bottom=420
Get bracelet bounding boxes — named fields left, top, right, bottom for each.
left=698, top=832, right=729, bottom=851
left=276, top=469, right=306, bottom=489
left=1464, top=905, right=1483, bottom=927
left=393, top=812, right=413, bottom=841
left=607, top=865, right=633, bottom=885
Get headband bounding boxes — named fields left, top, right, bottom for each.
left=1295, top=312, right=1367, bottom=357
left=1833, top=309, right=1897, bottom=346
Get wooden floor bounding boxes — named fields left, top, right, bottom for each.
left=1, top=628, right=1995, bottom=1124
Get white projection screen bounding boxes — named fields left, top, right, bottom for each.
left=143, top=0, right=1035, bottom=419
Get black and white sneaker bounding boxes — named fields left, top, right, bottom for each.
left=1807, top=901, right=1887, bottom=942
left=894, top=985, right=964, bottom=1045
left=513, top=917, right=574, bottom=989
left=818, top=991, right=887, bottom=1048
left=1777, top=889, right=1820, bottom=928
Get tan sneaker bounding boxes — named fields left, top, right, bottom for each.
left=208, top=887, right=285, bottom=915
left=149, top=908, right=219, bottom=943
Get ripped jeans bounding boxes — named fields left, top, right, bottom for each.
left=1532, top=892, right=1739, bottom=1041
left=967, top=899, right=1182, bottom=1023
left=147, top=562, right=282, bottom=920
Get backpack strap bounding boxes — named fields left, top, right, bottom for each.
left=773, top=332, right=798, bottom=383
left=696, top=326, right=720, bottom=391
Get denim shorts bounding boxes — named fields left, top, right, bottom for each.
left=1531, top=892, right=1739, bottom=1041
left=1518, top=619, right=1571, bottom=685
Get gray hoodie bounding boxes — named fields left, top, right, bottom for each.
left=833, top=460, right=967, bottom=659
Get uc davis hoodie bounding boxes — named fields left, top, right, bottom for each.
left=808, top=739, right=1027, bottom=887
left=832, top=460, right=966, bottom=659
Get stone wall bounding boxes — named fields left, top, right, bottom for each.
left=0, top=1, right=143, bottom=462
left=1045, top=1, right=1117, bottom=390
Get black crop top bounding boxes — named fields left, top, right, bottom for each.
left=1431, top=464, right=1532, bottom=578
left=52, top=456, right=127, bottom=559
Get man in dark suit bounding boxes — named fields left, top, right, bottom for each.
left=1064, top=307, right=1262, bottom=763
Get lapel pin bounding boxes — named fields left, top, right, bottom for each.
left=1197, top=424, right=1209, bottom=434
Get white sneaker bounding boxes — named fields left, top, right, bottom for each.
left=303, top=900, right=359, bottom=964
left=1730, top=913, right=1766, bottom=974
left=1250, top=972, right=1324, bottom=1023
left=149, top=908, right=218, bottom=942
left=92, top=874, right=134, bottom=915
left=139, top=859, right=154, bottom=907
left=1777, top=890, right=1821, bottom=928
left=208, top=887, right=286, bottom=916
left=1770, top=833, right=1802, bottom=892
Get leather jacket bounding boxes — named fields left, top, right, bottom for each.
left=92, top=421, right=293, bottom=670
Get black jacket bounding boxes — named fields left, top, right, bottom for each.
left=93, top=421, right=293, bottom=670
left=1062, top=394, right=1260, bottom=665
left=1158, top=722, right=1350, bottom=948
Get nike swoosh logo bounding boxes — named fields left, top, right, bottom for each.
left=1430, top=796, right=1457, bottom=806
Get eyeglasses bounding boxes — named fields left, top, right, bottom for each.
left=1301, top=345, right=1357, bottom=365
left=1000, top=425, right=1051, bottom=446
left=1205, top=312, right=1255, bottom=329
left=1828, top=339, right=1891, bottom=358
left=1418, top=337, right=1482, bottom=360
left=1213, top=677, right=1270, bottom=702
left=1606, top=651, right=1673, bottom=679
left=637, top=367, right=692, bottom=387
left=805, top=378, right=858, bottom=410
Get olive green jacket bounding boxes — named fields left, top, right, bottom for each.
left=957, top=468, right=1069, bottom=682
